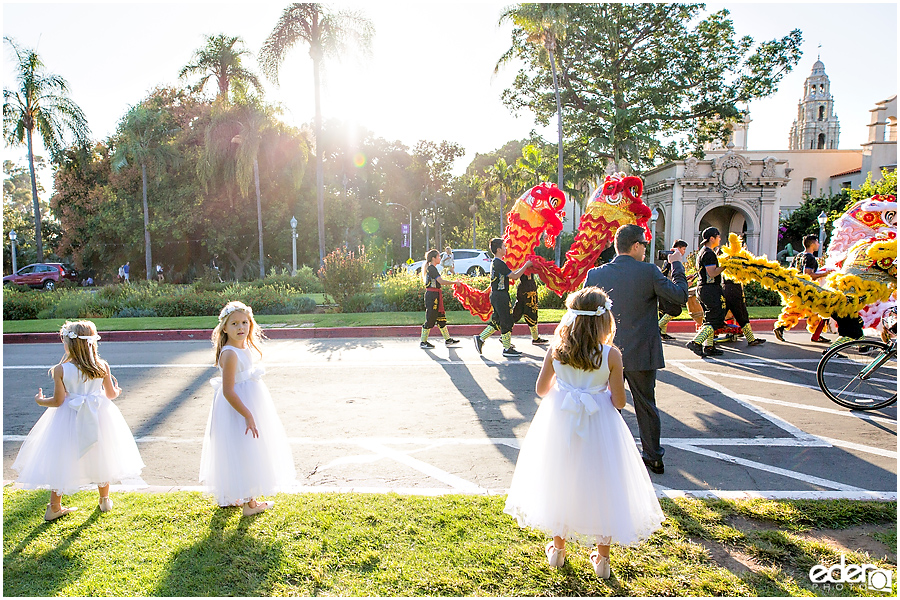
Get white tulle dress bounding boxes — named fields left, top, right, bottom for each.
left=199, top=346, right=296, bottom=505
left=504, top=345, right=665, bottom=546
left=12, top=362, right=145, bottom=494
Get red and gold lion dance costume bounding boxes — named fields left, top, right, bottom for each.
left=452, top=173, right=652, bottom=321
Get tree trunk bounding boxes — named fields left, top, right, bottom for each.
left=141, top=162, right=152, bottom=280
left=313, top=54, right=326, bottom=268
left=500, top=190, right=507, bottom=235
left=550, top=48, right=564, bottom=267
left=25, top=128, right=43, bottom=261
left=254, top=158, right=264, bottom=279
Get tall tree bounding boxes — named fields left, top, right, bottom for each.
left=259, top=3, right=374, bottom=267
left=3, top=37, right=90, bottom=261
left=201, top=98, right=273, bottom=279
left=486, top=157, right=522, bottom=234
left=498, top=3, right=567, bottom=263
left=111, top=105, right=179, bottom=280
left=179, top=34, right=263, bottom=101
left=498, top=4, right=802, bottom=169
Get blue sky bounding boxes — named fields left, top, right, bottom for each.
left=3, top=1, right=897, bottom=181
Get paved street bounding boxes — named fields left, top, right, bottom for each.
left=3, top=329, right=896, bottom=499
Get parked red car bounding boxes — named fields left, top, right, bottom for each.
left=3, top=263, right=78, bottom=291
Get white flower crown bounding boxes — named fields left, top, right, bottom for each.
left=218, top=301, right=253, bottom=322
left=61, top=327, right=101, bottom=345
left=559, top=298, right=613, bottom=327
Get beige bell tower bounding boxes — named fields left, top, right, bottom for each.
left=789, top=56, right=841, bottom=150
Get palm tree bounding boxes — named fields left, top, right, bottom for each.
left=179, top=34, right=263, bottom=101
left=517, top=143, right=552, bottom=186
left=486, top=158, right=522, bottom=235
left=111, top=105, right=179, bottom=280
left=3, top=37, right=90, bottom=261
left=201, top=99, right=272, bottom=279
left=498, top=4, right=568, bottom=264
left=258, top=3, right=374, bottom=267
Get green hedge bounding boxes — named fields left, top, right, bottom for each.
left=2, top=280, right=319, bottom=321
left=3, top=287, right=54, bottom=320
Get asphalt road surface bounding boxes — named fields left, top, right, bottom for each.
left=3, top=329, right=896, bottom=500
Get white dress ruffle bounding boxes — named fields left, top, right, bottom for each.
left=12, top=362, right=144, bottom=494
left=504, top=345, right=665, bottom=546
left=199, top=346, right=296, bottom=505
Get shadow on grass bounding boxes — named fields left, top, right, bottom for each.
left=151, top=507, right=285, bottom=596
left=3, top=491, right=101, bottom=596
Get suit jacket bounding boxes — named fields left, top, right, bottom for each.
left=584, top=255, right=688, bottom=371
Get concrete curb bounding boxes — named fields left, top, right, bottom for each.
left=2, top=319, right=793, bottom=344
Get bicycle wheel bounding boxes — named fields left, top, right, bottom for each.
left=817, top=339, right=897, bottom=410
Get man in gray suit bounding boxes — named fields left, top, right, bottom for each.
left=584, top=224, right=688, bottom=474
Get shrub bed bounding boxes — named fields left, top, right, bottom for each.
left=2, top=287, right=54, bottom=320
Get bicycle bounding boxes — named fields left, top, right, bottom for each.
left=816, top=308, right=897, bottom=411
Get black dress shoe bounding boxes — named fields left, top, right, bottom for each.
left=642, top=457, right=665, bottom=475
left=660, top=332, right=675, bottom=340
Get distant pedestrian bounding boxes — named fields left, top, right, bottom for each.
left=11, top=320, right=144, bottom=521
left=156, top=263, right=164, bottom=283
left=440, top=246, right=455, bottom=275
left=117, top=265, right=124, bottom=282
left=200, top=301, right=296, bottom=514
left=420, top=249, right=462, bottom=349
left=504, top=287, right=665, bottom=578
left=122, top=262, right=130, bottom=283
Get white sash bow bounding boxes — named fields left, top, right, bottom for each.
left=210, top=364, right=266, bottom=391
left=557, top=380, right=608, bottom=441
left=67, top=393, right=102, bottom=457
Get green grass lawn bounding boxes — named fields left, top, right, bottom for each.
left=3, top=489, right=895, bottom=596
left=2, top=307, right=785, bottom=334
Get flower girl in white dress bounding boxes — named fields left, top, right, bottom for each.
left=12, top=321, right=144, bottom=521
left=199, top=301, right=296, bottom=516
left=504, top=287, right=665, bottom=578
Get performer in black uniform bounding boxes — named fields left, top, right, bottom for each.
left=473, top=238, right=532, bottom=357
left=479, top=272, right=548, bottom=345
left=686, top=228, right=728, bottom=356
left=420, top=249, right=461, bottom=349
left=773, top=234, right=833, bottom=343
left=511, top=273, right=548, bottom=345
left=688, top=228, right=766, bottom=357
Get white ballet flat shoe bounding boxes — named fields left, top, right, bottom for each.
left=99, top=497, right=113, bottom=513
left=44, top=504, right=77, bottom=521
left=242, top=500, right=274, bottom=516
left=545, top=541, right=566, bottom=568
left=590, top=549, right=610, bottom=579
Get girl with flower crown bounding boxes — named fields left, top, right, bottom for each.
left=12, top=320, right=144, bottom=521
left=503, top=287, right=665, bottom=578
left=199, top=301, right=296, bottom=515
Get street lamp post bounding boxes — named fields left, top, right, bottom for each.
left=387, top=202, right=413, bottom=262
left=290, top=216, right=298, bottom=276
left=649, top=207, right=660, bottom=263
left=470, top=203, right=478, bottom=249
left=817, top=211, right=828, bottom=257
left=9, top=230, right=17, bottom=274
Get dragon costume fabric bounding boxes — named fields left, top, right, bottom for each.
left=758, top=194, right=897, bottom=333
left=451, top=173, right=652, bottom=322
left=716, top=194, right=897, bottom=330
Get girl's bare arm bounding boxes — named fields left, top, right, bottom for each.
left=102, top=366, right=121, bottom=400
left=35, top=364, right=66, bottom=407
left=220, top=350, right=258, bottom=437
left=535, top=347, right=557, bottom=397
left=607, top=347, right=627, bottom=410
